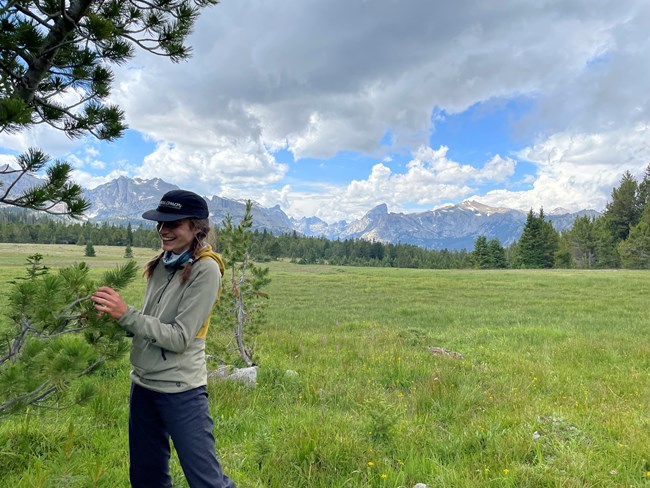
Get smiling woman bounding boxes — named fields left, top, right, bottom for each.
left=90, top=189, right=235, bottom=487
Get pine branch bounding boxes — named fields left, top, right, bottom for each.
left=0, top=356, right=103, bottom=416
left=0, top=381, right=52, bottom=416
left=13, top=3, right=55, bottom=29
left=0, top=316, right=31, bottom=366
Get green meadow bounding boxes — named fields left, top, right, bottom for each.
left=0, top=244, right=648, bottom=487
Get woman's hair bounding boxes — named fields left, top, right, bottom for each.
left=144, top=218, right=212, bottom=283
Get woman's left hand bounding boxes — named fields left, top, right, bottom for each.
left=91, top=286, right=128, bottom=320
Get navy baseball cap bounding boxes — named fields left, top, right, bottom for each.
left=142, top=190, right=209, bottom=222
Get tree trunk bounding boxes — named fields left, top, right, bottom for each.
left=16, top=0, right=94, bottom=103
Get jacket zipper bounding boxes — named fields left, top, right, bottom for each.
left=157, top=269, right=177, bottom=304
left=157, top=268, right=177, bottom=360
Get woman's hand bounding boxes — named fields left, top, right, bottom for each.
left=91, top=286, right=128, bottom=320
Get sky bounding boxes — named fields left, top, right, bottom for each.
left=1, top=0, right=650, bottom=223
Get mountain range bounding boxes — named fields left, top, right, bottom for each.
left=2, top=174, right=600, bottom=251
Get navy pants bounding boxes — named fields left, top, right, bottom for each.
left=129, top=383, right=236, bottom=488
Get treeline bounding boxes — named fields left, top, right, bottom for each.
left=0, top=215, right=160, bottom=249
left=0, top=211, right=472, bottom=268
left=1, top=166, right=650, bottom=269
left=250, top=231, right=472, bottom=268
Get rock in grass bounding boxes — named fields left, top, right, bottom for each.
left=228, top=366, right=258, bottom=386
left=210, top=366, right=258, bottom=387
left=428, top=346, right=464, bottom=360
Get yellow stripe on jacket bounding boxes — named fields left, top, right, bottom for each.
left=193, top=244, right=225, bottom=340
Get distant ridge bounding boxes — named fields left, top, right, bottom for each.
left=1, top=173, right=600, bottom=250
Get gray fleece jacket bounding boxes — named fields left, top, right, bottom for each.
left=118, top=246, right=224, bottom=393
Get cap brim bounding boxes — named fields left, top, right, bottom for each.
left=142, top=209, right=196, bottom=222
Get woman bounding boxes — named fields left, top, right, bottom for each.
left=91, top=189, right=236, bottom=488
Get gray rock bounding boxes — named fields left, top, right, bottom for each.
left=209, top=365, right=258, bottom=387
left=226, top=366, right=258, bottom=387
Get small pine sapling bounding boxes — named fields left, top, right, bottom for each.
left=213, top=201, right=271, bottom=367
left=0, top=258, right=138, bottom=416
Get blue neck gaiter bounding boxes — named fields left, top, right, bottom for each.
left=162, top=250, right=192, bottom=269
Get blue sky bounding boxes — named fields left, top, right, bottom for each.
left=1, top=0, right=649, bottom=223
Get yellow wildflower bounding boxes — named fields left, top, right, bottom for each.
left=368, top=461, right=374, bottom=467
left=381, top=473, right=387, bottom=479
left=503, top=468, right=510, bottom=475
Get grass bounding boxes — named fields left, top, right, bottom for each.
left=0, top=244, right=649, bottom=487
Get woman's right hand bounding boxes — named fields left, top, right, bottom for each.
left=91, top=286, right=128, bottom=320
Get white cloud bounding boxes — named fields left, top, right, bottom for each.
left=472, top=126, right=650, bottom=212
left=114, top=0, right=629, bottom=156
left=134, top=140, right=288, bottom=198
left=278, top=146, right=518, bottom=222
left=0, top=125, right=84, bottom=156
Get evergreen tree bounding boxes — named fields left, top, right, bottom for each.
left=1, top=0, right=218, bottom=138
left=637, top=163, right=650, bottom=208
left=539, top=218, right=560, bottom=268
left=514, top=210, right=542, bottom=267
left=214, top=201, right=270, bottom=367
left=618, top=205, right=650, bottom=268
left=554, top=232, right=573, bottom=268
left=124, top=244, right=133, bottom=259
left=618, top=221, right=650, bottom=268
left=126, top=223, right=134, bottom=246
left=470, top=235, right=490, bottom=268
left=514, top=209, right=559, bottom=268
left=85, top=241, right=96, bottom=257
left=486, top=238, right=507, bottom=269
left=0, top=150, right=89, bottom=217
left=567, top=215, right=596, bottom=268
left=602, top=171, right=642, bottom=243
left=592, top=218, right=620, bottom=268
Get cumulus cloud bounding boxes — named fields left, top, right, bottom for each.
left=133, top=138, right=288, bottom=198
left=117, top=0, right=626, bottom=157
left=0, top=125, right=84, bottom=157
left=472, top=127, right=650, bottom=212
left=277, top=146, right=517, bottom=221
